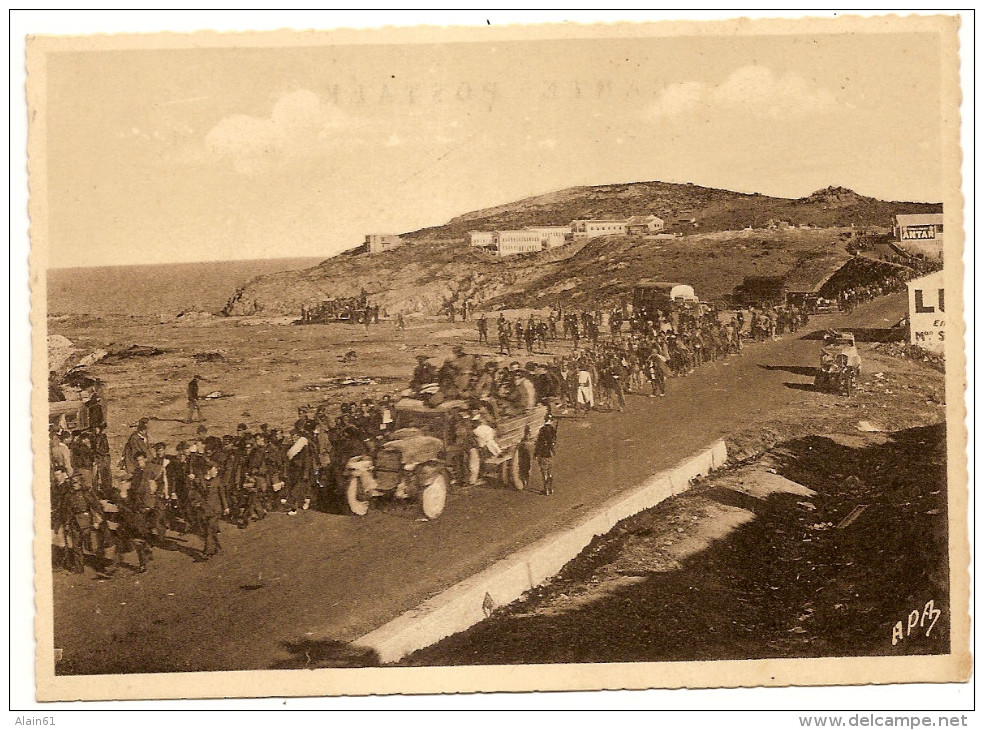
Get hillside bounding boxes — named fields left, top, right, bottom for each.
left=402, top=181, right=941, bottom=239
left=222, top=182, right=940, bottom=317
left=223, top=227, right=854, bottom=317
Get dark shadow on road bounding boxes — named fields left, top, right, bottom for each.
left=702, top=485, right=763, bottom=513
left=759, top=364, right=817, bottom=377
left=270, top=638, right=381, bottom=669
left=799, top=327, right=905, bottom=343
left=784, top=382, right=819, bottom=393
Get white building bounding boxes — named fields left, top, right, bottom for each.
left=571, top=218, right=628, bottom=239
left=467, top=230, right=495, bottom=248
left=571, top=214, right=663, bottom=239
left=625, top=215, right=665, bottom=235
left=494, top=230, right=543, bottom=256
left=364, top=234, right=404, bottom=254
left=526, top=226, right=571, bottom=249
left=906, top=270, right=945, bottom=353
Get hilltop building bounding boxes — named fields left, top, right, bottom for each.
left=625, top=215, right=665, bottom=235
left=364, top=234, right=404, bottom=254
left=571, top=214, right=664, bottom=239
left=468, top=226, right=570, bottom=255
left=571, top=218, right=627, bottom=239
left=526, top=226, right=571, bottom=248
left=492, top=230, right=544, bottom=257
left=467, top=231, right=495, bottom=248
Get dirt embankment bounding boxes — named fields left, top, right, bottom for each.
left=223, top=228, right=855, bottom=317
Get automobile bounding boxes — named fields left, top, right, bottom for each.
left=815, top=331, right=861, bottom=396
left=344, top=426, right=449, bottom=519
left=342, top=398, right=548, bottom=519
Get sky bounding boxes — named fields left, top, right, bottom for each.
left=41, top=26, right=947, bottom=267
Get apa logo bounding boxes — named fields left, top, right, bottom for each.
left=891, top=600, right=942, bottom=645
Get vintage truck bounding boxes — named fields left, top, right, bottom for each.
left=343, top=398, right=548, bottom=519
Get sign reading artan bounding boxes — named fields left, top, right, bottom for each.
left=907, top=271, right=945, bottom=353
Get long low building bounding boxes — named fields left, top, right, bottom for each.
left=525, top=226, right=571, bottom=249
left=493, top=230, right=544, bottom=256
left=468, top=226, right=568, bottom=255
left=467, top=231, right=495, bottom=248
left=571, top=214, right=664, bottom=239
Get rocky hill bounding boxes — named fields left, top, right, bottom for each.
left=222, top=182, right=940, bottom=317
left=402, top=181, right=940, bottom=239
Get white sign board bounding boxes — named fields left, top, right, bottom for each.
left=907, top=272, right=945, bottom=353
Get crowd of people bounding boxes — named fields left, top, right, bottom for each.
left=49, top=339, right=572, bottom=577
left=835, top=266, right=929, bottom=313
left=51, top=264, right=920, bottom=578
left=49, top=392, right=419, bottom=575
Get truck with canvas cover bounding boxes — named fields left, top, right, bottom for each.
left=632, top=280, right=699, bottom=320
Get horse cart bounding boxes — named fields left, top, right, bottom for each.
left=343, top=398, right=548, bottom=519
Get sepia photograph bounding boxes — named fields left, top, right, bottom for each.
left=20, top=11, right=970, bottom=708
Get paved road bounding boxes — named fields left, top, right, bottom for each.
left=52, top=295, right=908, bottom=674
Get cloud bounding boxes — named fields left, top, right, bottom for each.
left=205, top=90, right=349, bottom=174
left=650, top=65, right=837, bottom=121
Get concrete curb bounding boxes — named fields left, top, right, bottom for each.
left=353, top=439, right=727, bottom=664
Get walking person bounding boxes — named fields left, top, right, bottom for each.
left=191, top=463, right=223, bottom=560
left=186, top=374, right=204, bottom=424
left=575, top=360, right=594, bottom=417
left=122, top=418, right=150, bottom=478
left=534, top=414, right=558, bottom=495
left=477, top=315, right=488, bottom=344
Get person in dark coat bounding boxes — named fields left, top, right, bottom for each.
left=69, top=431, right=95, bottom=489
left=122, top=419, right=150, bottom=477
left=91, top=424, right=113, bottom=497
left=186, top=374, right=203, bottom=423
left=59, top=473, right=103, bottom=573
left=166, top=441, right=193, bottom=534
left=285, top=422, right=316, bottom=514
left=86, top=391, right=106, bottom=430
left=121, top=453, right=155, bottom=572
left=190, top=462, right=223, bottom=559
left=533, top=414, right=558, bottom=496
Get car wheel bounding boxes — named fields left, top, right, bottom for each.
left=420, top=471, right=448, bottom=520
left=511, top=446, right=530, bottom=490
left=346, top=475, right=370, bottom=516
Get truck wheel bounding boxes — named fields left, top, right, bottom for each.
left=500, top=448, right=529, bottom=490
left=420, top=472, right=448, bottom=520
left=346, top=476, right=370, bottom=516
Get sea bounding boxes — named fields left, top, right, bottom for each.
left=47, top=257, right=325, bottom=317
